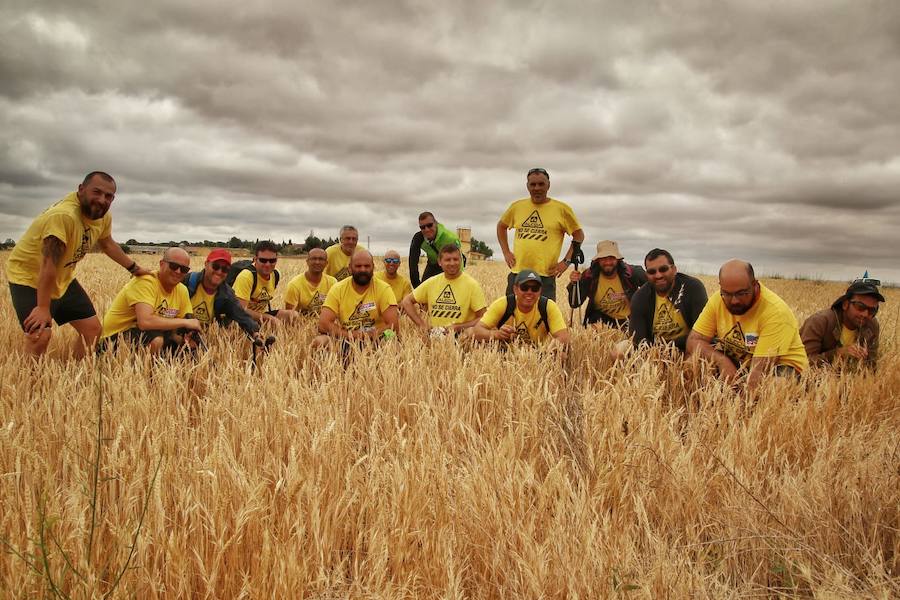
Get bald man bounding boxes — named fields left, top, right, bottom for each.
left=312, top=249, right=399, bottom=348
left=375, top=249, right=413, bottom=310
left=284, top=247, right=337, bottom=315
left=686, top=259, right=808, bottom=389
left=100, top=247, right=201, bottom=354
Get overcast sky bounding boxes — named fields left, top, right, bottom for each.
left=2, top=1, right=899, bottom=282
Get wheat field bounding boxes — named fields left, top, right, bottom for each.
left=0, top=251, right=897, bottom=599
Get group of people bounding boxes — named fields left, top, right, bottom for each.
left=8, top=170, right=886, bottom=389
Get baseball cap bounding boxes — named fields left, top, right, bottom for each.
left=592, top=240, right=623, bottom=261
left=206, top=249, right=233, bottom=265
left=514, top=269, right=542, bottom=286
left=844, top=280, right=885, bottom=303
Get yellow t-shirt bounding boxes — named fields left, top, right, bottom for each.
left=652, top=294, right=689, bottom=342
left=692, top=283, right=808, bottom=372
left=190, top=284, right=216, bottom=325
left=412, top=272, right=487, bottom=327
left=232, top=268, right=278, bottom=312
left=325, top=244, right=367, bottom=281
left=101, top=274, right=191, bottom=338
left=375, top=271, right=413, bottom=306
left=284, top=273, right=337, bottom=314
left=839, top=325, right=857, bottom=348
left=321, top=277, right=397, bottom=331
left=480, top=296, right=567, bottom=344
left=499, top=198, right=581, bottom=277
left=7, top=191, right=113, bottom=298
left=594, top=274, right=630, bottom=320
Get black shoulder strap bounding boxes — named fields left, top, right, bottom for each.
left=499, top=294, right=516, bottom=328
left=537, top=296, right=549, bottom=330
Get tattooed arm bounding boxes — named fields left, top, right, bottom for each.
left=23, top=236, right=65, bottom=334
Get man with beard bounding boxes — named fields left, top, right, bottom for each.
left=800, top=278, right=884, bottom=370
left=401, top=244, right=486, bottom=337
left=375, top=249, right=413, bottom=308
left=325, top=225, right=366, bottom=281
left=567, top=240, right=647, bottom=328
left=628, top=248, right=708, bottom=352
left=100, top=247, right=200, bottom=354
left=183, top=249, right=263, bottom=342
left=312, top=249, right=399, bottom=348
left=7, top=171, right=150, bottom=358
left=284, top=247, right=337, bottom=316
left=408, top=211, right=462, bottom=288
left=232, top=240, right=298, bottom=325
left=687, top=259, right=808, bottom=390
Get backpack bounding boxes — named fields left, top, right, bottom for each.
left=498, top=294, right=549, bottom=331
left=225, top=260, right=281, bottom=299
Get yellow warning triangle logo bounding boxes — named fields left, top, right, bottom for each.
left=521, top=210, right=544, bottom=229
left=437, top=284, right=457, bottom=305
left=724, top=322, right=745, bottom=346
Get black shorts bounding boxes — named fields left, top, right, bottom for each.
left=98, top=328, right=180, bottom=353
left=9, top=280, right=96, bottom=329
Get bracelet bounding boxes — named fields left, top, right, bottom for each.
left=126, top=261, right=138, bottom=273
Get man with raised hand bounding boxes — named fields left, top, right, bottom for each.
left=496, top=167, right=585, bottom=300
left=325, top=225, right=365, bottom=281
left=100, top=247, right=199, bottom=354
left=232, top=240, right=297, bottom=325
left=182, top=248, right=262, bottom=342
left=375, top=249, right=413, bottom=308
left=686, top=259, right=808, bottom=390
left=312, top=249, right=399, bottom=348
left=284, top=247, right=337, bottom=316
left=7, top=171, right=149, bottom=357
left=474, top=269, right=570, bottom=347
left=568, top=240, right=647, bottom=328
left=401, top=244, right=486, bottom=337
left=800, top=278, right=884, bottom=370
left=629, top=248, right=708, bottom=352
left=409, top=211, right=462, bottom=288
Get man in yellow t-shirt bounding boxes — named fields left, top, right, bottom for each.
left=474, top=269, right=570, bottom=347
left=687, top=259, right=808, bottom=390
left=100, top=247, right=200, bottom=355
left=284, top=248, right=337, bottom=315
left=7, top=171, right=150, bottom=358
left=496, top=167, right=584, bottom=300
left=312, top=250, right=399, bottom=348
left=401, top=244, right=486, bottom=336
left=325, top=225, right=366, bottom=281
left=232, top=240, right=298, bottom=325
left=567, top=240, right=647, bottom=328
left=375, top=250, right=413, bottom=311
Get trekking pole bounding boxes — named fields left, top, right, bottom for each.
left=568, top=241, right=584, bottom=328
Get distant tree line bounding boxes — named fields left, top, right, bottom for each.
left=122, top=232, right=341, bottom=255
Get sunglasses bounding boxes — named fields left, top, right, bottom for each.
left=419, top=222, right=435, bottom=230
left=848, top=299, right=879, bottom=316
left=646, top=264, right=672, bottom=276
left=384, top=258, right=401, bottom=264
left=166, top=261, right=190, bottom=274
left=527, top=167, right=549, bottom=178
left=520, top=283, right=542, bottom=292
left=208, top=261, right=230, bottom=273
left=256, top=257, right=277, bottom=264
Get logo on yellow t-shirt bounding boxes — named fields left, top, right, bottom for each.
left=156, top=299, right=179, bottom=319
left=335, top=267, right=350, bottom=281
left=308, top=292, right=326, bottom=313
left=515, top=321, right=534, bottom=344
left=348, top=301, right=376, bottom=330
left=597, top=287, right=627, bottom=316
left=654, top=302, right=682, bottom=339
left=717, top=322, right=758, bottom=365
left=64, top=227, right=92, bottom=268
left=517, top=211, right=548, bottom=241
left=249, top=287, right=272, bottom=312
left=193, top=300, right=211, bottom=324
left=431, top=284, right=462, bottom=321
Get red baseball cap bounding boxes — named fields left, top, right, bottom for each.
left=206, top=249, right=232, bottom=265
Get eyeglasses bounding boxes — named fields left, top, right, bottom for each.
left=720, top=288, right=754, bottom=301
left=384, top=258, right=401, bottom=265
left=527, top=167, right=549, bottom=178
left=848, top=299, right=879, bottom=316
left=256, top=257, right=277, bottom=264
left=419, top=222, right=435, bottom=230
left=520, top=283, right=542, bottom=293
left=208, top=261, right=230, bottom=273
left=166, top=261, right=190, bottom=274
left=646, top=264, right=672, bottom=276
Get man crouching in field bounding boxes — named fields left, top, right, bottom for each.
left=473, top=269, right=570, bottom=349
left=7, top=171, right=150, bottom=358
left=99, top=247, right=201, bottom=354
left=312, top=250, right=399, bottom=349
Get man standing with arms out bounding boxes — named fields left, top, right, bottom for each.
left=496, top=167, right=584, bottom=300
left=232, top=240, right=298, bottom=325
left=100, top=247, right=200, bottom=354
left=629, top=248, right=708, bottom=352
left=326, top=225, right=365, bottom=281
left=312, top=250, right=399, bottom=348
left=687, top=259, right=808, bottom=390
left=284, top=247, right=337, bottom=316
left=800, top=278, right=884, bottom=369
left=401, top=244, right=487, bottom=336
left=568, top=240, right=647, bottom=328
left=7, top=171, right=149, bottom=358
left=474, top=269, right=570, bottom=347
left=182, top=249, right=263, bottom=343
left=409, top=212, right=462, bottom=288
left=375, top=250, right=413, bottom=307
